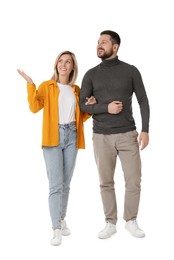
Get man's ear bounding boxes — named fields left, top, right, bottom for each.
left=113, top=43, right=119, bottom=53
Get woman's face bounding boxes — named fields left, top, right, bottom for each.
left=57, top=54, right=74, bottom=77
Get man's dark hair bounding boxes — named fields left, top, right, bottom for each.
left=100, top=30, right=121, bottom=45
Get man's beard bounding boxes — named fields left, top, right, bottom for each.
left=97, top=48, right=114, bottom=59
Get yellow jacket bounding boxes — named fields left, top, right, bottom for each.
left=27, top=80, right=91, bottom=148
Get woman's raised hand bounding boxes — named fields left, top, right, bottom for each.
left=17, top=69, right=33, bottom=83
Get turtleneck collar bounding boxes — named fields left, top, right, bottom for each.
left=100, top=56, right=119, bottom=67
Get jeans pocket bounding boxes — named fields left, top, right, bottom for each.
left=69, top=123, right=77, bottom=132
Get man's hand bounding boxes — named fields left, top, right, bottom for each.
left=108, top=101, right=123, bottom=114
left=138, top=132, right=149, bottom=150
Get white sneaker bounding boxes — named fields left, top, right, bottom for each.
left=61, top=220, right=71, bottom=236
left=125, top=220, right=145, bottom=238
left=50, top=229, right=62, bottom=246
left=98, top=222, right=116, bottom=239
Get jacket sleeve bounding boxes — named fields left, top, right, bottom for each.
left=81, top=111, right=91, bottom=122
left=27, top=82, right=45, bottom=113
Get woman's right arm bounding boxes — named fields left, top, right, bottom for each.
left=17, top=69, right=44, bottom=113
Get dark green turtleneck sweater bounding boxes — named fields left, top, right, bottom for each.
left=80, top=56, right=150, bottom=134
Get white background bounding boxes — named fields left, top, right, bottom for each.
left=0, top=0, right=173, bottom=259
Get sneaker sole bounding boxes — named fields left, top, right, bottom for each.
left=98, top=229, right=116, bottom=239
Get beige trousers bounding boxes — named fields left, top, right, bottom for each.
left=93, top=130, right=142, bottom=224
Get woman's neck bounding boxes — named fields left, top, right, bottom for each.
left=59, top=76, right=69, bottom=85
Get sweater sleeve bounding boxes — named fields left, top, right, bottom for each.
left=80, top=70, right=108, bottom=114
left=27, top=82, right=44, bottom=113
left=73, top=84, right=91, bottom=122
left=132, top=66, right=150, bottom=132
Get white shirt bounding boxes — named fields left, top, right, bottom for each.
left=58, top=83, right=76, bottom=124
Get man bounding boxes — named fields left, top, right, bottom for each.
left=80, top=30, right=150, bottom=239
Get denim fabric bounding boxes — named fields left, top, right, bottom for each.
left=43, top=122, right=78, bottom=229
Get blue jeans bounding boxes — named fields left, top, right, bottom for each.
left=43, top=122, right=78, bottom=229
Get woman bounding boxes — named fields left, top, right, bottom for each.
left=17, top=51, right=95, bottom=246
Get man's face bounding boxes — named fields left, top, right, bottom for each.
left=97, top=34, right=116, bottom=59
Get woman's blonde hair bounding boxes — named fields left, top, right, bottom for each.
left=51, top=50, right=78, bottom=85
